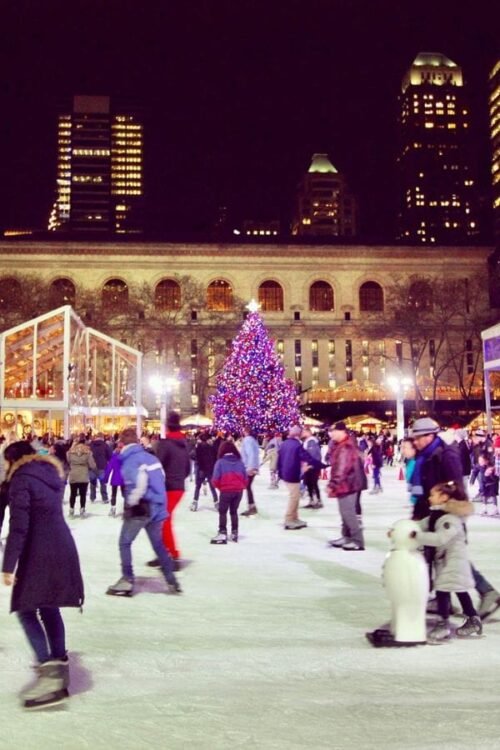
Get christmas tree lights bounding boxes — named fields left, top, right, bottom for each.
left=211, top=309, right=301, bottom=433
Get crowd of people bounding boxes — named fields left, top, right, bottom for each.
left=0, top=414, right=499, bottom=709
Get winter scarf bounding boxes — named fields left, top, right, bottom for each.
left=410, top=436, right=441, bottom=500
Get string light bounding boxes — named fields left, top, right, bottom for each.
left=211, top=311, right=301, bottom=433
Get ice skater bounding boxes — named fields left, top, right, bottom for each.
left=210, top=441, right=248, bottom=543
left=417, top=480, right=482, bottom=642
left=1, top=440, right=84, bottom=710
left=106, top=428, right=182, bottom=597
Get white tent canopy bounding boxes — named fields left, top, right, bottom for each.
left=180, top=413, right=213, bottom=427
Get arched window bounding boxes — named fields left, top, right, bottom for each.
left=207, top=279, right=233, bottom=311
left=359, top=281, right=383, bottom=312
left=155, top=279, right=181, bottom=311
left=258, top=280, right=283, bottom=312
left=309, top=280, right=334, bottom=311
left=49, top=278, right=76, bottom=307
left=408, top=280, right=433, bottom=311
left=102, top=278, right=129, bottom=313
left=0, top=277, right=22, bottom=310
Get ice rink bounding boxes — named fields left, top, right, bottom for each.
left=1, top=465, right=500, bottom=750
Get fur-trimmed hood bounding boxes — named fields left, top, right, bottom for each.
left=435, top=499, right=474, bottom=518
left=69, top=442, right=92, bottom=456
left=7, top=453, right=65, bottom=485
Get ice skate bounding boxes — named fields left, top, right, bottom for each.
left=478, top=590, right=500, bottom=620
left=241, top=506, right=257, bottom=516
left=342, top=540, right=365, bottom=551
left=22, top=660, right=69, bottom=710
left=327, top=536, right=347, bottom=548
left=456, top=615, right=482, bottom=637
left=106, top=576, right=134, bottom=597
left=108, top=506, right=116, bottom=517
left=210, top=532, right=227, bottom=544
left=79, top=507, right=86, bottom=518
left=69, top=508, right=75, bottom=518
left=427, top=619, right=451, bottom=643
left=166, top=581, right=183, bottom=594
left=284, top=519, right=307, bottom=530
left=213, top=500, right=219, bottom=511
left=190, top=500, right=198, bottom=511
left=230, top=531, right=238, bottom=542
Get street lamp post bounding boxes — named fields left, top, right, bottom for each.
left=149, top=374, right=177, bottom=438
left=387, top=375, right=413, bottom=443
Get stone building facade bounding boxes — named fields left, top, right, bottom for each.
left=0, top=240, right=492, bottom=418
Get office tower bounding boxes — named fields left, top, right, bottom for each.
left=48, top=95, right=143, bottom=234
left=397, top=52, right=479, bottom=244
left=292, top=153, right=357, bottom=237
left=490, top=60, right=500, bottom=241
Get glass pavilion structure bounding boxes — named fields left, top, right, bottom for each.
left=482, top=321, right=500, bottom=434
left=0, top=305, right=145, bottom=437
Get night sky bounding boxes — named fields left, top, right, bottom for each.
left=1, top=0, right=498, bottom=239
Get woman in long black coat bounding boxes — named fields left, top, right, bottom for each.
left=1, top=441, right=84, bottom=709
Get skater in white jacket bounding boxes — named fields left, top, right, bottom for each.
left=417, top=480, right=481, bottom=642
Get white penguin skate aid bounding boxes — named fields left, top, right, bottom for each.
left=366, top=519, right=429, bottom=647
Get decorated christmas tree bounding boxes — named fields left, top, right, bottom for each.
left=211, top=302, right=301, bottom=433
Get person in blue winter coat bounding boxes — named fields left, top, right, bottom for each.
left=278, top=425, right=323, bottom=530
left=103, top=448, right=125, bottom=517
left=106, top=428, right=181, bottom=597
left=1, top=441, right=84, bottom=710
left=240, top=427, right=260, bottom=516
left=210, top=441, right=248, bottom=544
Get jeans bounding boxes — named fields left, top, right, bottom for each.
left=119, top=515, right=176, bottom=585
left=90, top=470, right=109, bottom=502
left=194, top=469, right=218, bottom=502
left=218, top=491, right=243, bottom=534
left=338, top=492, right=364, bottom=547
left=17, top=607, right=66, bottom=664
left=471, top=564, right=495, bottom=596
left=373, top=466, right=382, bottom=489
left=246, top=474, right=257, bottom=508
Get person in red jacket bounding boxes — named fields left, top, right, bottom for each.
left=327, top=421, right=367, bottom=551
left=210, top=441, right=248, bottom=544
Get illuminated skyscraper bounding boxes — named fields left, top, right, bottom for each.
left=48, top=96, right=143, bottom=234
left=397, top=52, right=479, bottom=244
left=292, top=154, right=357, bottom=237
left=490, top=60, right=500, bottom=241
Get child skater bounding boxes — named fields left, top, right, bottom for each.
left=417, top=480, right=482, bottom=642
left=477, top=452, right=499, bottom=517
left=210, top=441, right=247, bottom=544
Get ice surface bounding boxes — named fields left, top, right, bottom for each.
left=1, top=467, right=500, bottom=750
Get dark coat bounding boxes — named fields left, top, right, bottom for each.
left=412, top=439, right=465, bottom=521
left=90, top=438, right=113, bottom=472
left=457, top=440, right=471, bottom=476
left=195, top=441, right=216, bottom=475
left=277, top=438, right=322, bottom=483
left=155, top=431, right=191, bottom=490
left=1, top=454, right=84, bottom=613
